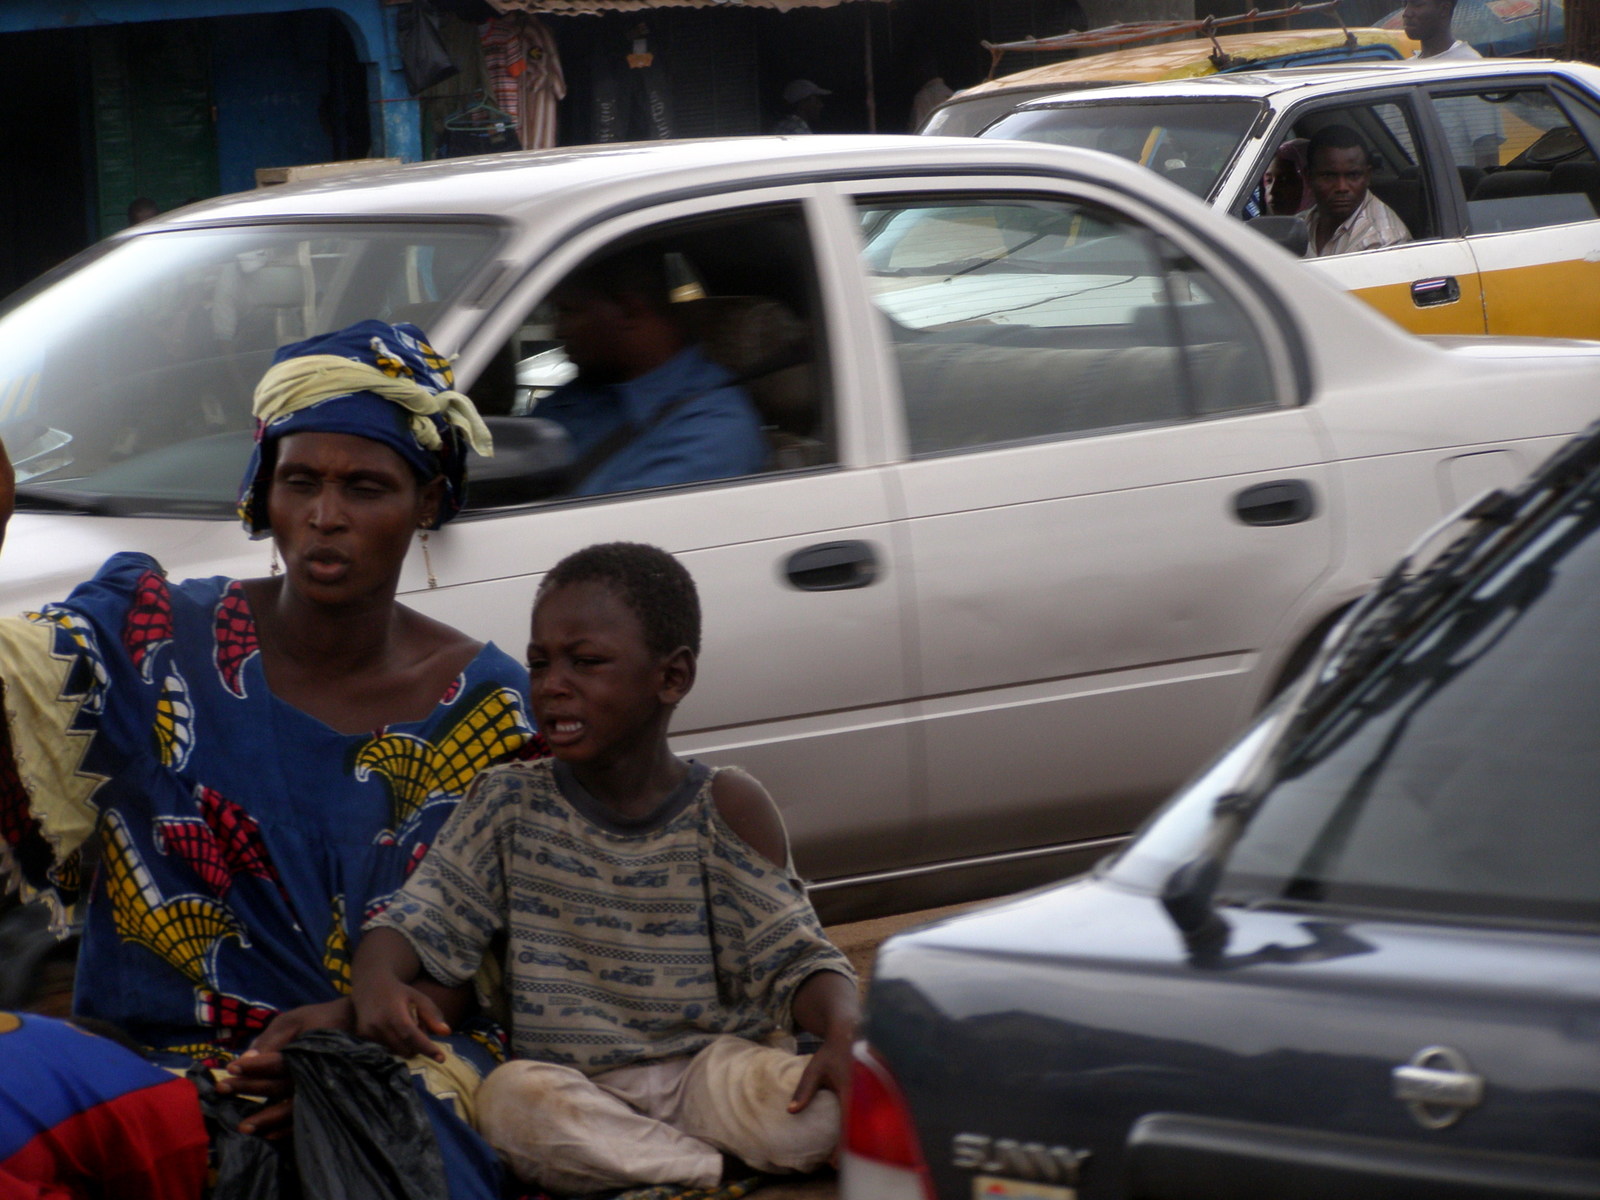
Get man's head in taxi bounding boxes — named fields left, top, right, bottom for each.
left=1307, top=126, right=1374, bottom=228
left=551, top=246, right=688, bottom=386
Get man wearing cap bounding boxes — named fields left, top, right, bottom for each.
left=774, top=79, right=830, bottom=134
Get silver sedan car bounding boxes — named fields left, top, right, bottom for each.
left=3, top=136, right=1598, bottom=920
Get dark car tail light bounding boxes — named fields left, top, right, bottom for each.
left=840, top=1042, right=936, bottom=1200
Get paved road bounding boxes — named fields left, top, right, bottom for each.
left=757, top=900, right=989, bottom=1200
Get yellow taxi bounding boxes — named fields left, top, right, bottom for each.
left=979, top=58, right=1600, bottom=340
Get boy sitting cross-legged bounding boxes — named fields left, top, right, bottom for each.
left=351, top=542, right=859, bottom=1195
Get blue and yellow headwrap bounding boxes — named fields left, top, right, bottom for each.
left=237, top=320, right=492, bottom=537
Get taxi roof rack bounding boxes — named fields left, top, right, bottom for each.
left=982, top=1, right=1353, bottom=79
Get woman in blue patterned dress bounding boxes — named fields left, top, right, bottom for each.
left=0, top=321, right=537, bottom=1195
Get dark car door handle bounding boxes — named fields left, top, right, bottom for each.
left=784, top=540, right=878, bottom=591
left=1234, top=480, right=1315, bottom=526
left=1411, top=276, right=1461, bottom=307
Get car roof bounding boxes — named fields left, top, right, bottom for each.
left=1009, top=55, right=1600, bottom=110
left=949, top=27, right=1417, bottom=100
left=127, top=135, right=1172, bottom=229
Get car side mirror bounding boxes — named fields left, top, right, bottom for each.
left=1247, top=215, right=1309, bottom=257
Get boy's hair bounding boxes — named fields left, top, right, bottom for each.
left=539, top=542, right=701, bottom=657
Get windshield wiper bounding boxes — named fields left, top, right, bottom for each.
left=1159, top=415, right=1600, bottom=949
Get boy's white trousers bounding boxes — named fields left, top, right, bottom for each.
left=476, top=1035, right=839, bottom=1194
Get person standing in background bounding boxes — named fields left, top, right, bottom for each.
left=1404, top=0, right=1480, bottom=59
left=774, top=80, right=829, bottom=134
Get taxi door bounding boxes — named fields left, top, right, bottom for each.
left=1426, top=77, right=1600, bottom=340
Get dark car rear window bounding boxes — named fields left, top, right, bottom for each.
left=1219, top=504, right=1600, bottom=927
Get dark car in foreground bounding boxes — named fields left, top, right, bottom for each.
left=844, top=421, right=1600, bottom=1199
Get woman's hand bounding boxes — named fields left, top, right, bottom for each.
left=352, top=976, right=450, bottom=1063
left=218, top=996, right=355, bottom=1137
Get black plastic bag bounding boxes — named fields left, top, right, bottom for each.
left=194, top=1029, right=448, bottom=1200
left=285, top=1030, right=447, bottom=1200
left=191, top=1067, right=296, bottom=1200
left=398, top=0, right=458, bottom=95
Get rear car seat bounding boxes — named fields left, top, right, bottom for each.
left=683, top=296, right=828, bottom=468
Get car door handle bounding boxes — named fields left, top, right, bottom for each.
left=1234, top=480, right=1315, bottom=526
left=1393, top=1046, right=1485, bottom=1130
left=1411, top=275, right=1461, bottom=307
left=784, top=540, right=878, bottom=591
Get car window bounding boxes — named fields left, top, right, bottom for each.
left=1255, top=99, right=1435, bottom=245
left=1429, top=84, right=1600, bottom=234
left=855, top=194, right=1275, bottom=457
left=1219, top=504, right=1600, bottom=927
left=0, top=223, right=500, bottom=512
left=981, top=99, right=1265, bottom=199
left=464, top=202, right=833, bottom=507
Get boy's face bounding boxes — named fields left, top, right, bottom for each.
left=527, top=580, right=691, bottom=767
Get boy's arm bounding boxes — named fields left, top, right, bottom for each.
left=711, top=768, right=861, bottom=1111
left=350, top=926, right=452, bottom=1063
left=710, top=767, right=790, bottom=868
left=787, top=968, right=860, bottom=1113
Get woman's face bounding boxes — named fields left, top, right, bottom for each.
left=267, top=432, right=440, bottom=607
left=1265, top=155, right=1304, bottom=215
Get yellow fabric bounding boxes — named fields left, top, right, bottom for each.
left=252, top=355, right=495, bottom=458
left=0, top=614, right=104, bottom=923
left=407, top=1044, right=487, bottom=1124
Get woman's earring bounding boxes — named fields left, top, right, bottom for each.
left=419, top=528, right=438, bottom=589
left=269, top=541, right=281, bottom=577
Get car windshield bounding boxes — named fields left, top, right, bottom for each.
left=1212, top=495, right=1600, bottom=926
left=983, top=99, right=1265, bottom=199
left=922, top=86, right=1098, bottom=137
left=0, top=221, right=500, bottom=516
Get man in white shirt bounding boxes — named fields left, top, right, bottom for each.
left=1405, top=0, right=1504, bottom=167
left=1404, top=0, right=1481, bottom=59
left=1301, top=125, right=1413, bottom=257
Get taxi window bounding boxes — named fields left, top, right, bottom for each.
left=855, top=194, right=1274, bottom=456
left=1252, top=100, right=1434, bottom=246
left=1430, top=85, right=1600, bottom=234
